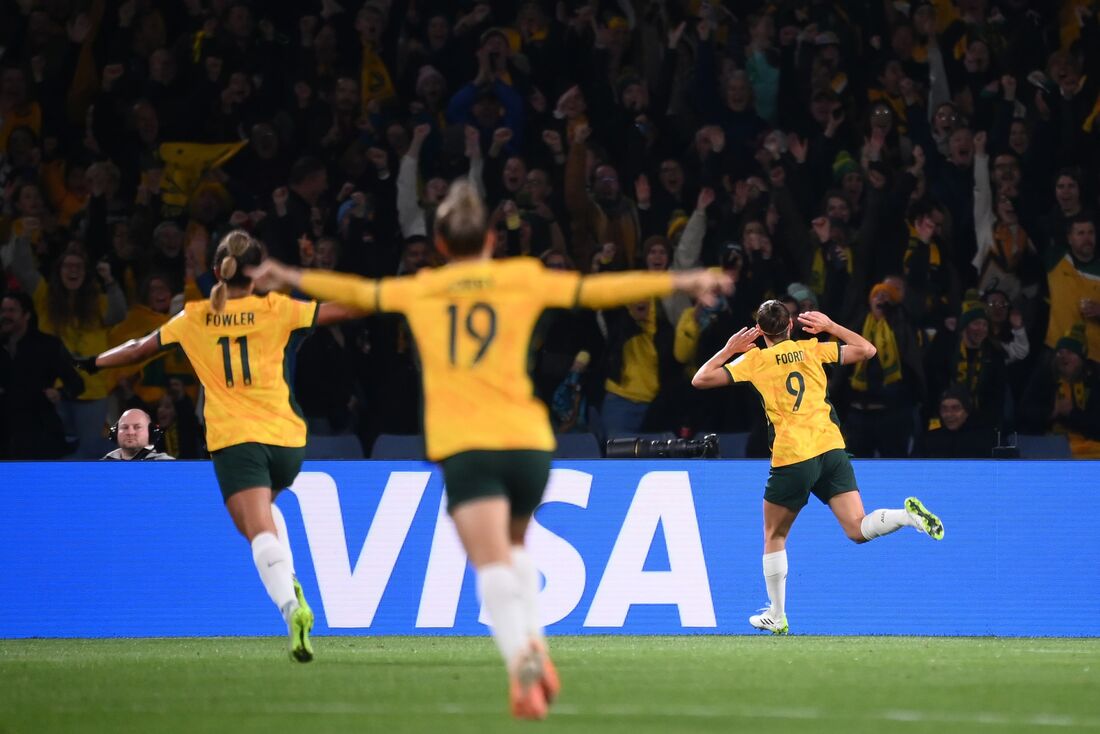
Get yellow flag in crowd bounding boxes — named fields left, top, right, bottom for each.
left=157, top=141, right=247, bottom=210
left=361, top=45, right=396, bottom=111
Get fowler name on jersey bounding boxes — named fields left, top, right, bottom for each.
left=205, top=312, right=256, bottom=327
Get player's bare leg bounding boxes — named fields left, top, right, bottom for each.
left=750, top=500, right=798, bottom=634
left=226, top=487, right=313, bottom=661
left=828, top=491, right=872, bottom=543
left=454, top=499, right=547, bottom=720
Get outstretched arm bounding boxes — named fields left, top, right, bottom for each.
left=87, top=331, right=162, bottom=371
left=575, top=269, right=732, bottom=310
left=317, top=302, right=368, bottom=325
left=797, top=311, right=876, bottom=364
left=249, top=261, right=381, bottom=314
left=692, top=326, right=760, bottom=389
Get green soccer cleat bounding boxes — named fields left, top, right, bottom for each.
left=289, top=577, right=314, bottom=663
left=905, top=497, right=944, bottom=540
left=293, top=577, right=309, bottom=610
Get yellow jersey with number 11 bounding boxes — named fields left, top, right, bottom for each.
left=157, top=292, right=319, bottom=451
left=725, top=338, right=846, bottom=467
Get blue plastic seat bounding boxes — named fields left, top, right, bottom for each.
left=554, top=433, right=602, bottom=458
left=369, top=434, right=426, bottom=460
left=1014, top=434, right=1071, bottom=459
left=715, top=432, right=750, bottom=459
left=305, top=433, right=364, bottom=459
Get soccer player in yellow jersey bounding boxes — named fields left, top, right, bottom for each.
left=248, top=181, right=731, bottom=720
left=692, top=300, right=944, bottom=634
left=84, top=231, right=360, bottom=662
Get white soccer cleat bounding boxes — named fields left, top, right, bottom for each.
left=749, top=607, right=789, bottom=635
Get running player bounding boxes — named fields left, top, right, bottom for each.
left=248, top=180, right=731, bottom=719
left=84, top=230, right=360, bottom=662
left=691, top=300, right=944, bottom=634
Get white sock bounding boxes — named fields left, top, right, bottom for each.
left=251, top=532, right=298, bottom=623
left=763, top=550, right=787, bottom=618
left=511, top=546, right=544, bottom=642
left=860, top=508, right=915, bottom=541
left=270, top=503, right=296, bottom=576
left=477, top=562, right=528, bottom=666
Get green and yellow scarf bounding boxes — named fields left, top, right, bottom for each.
left=952, top=342, right=983, bottom=405
left=851, top=313, right=901, bottom=392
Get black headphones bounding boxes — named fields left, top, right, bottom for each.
left=109, top=410, right=164, bottom=448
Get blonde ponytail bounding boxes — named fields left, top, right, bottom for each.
left=435, top=180, right=487, bottom=256
left=211, top=230, right=256, bottom=314
left=210, top=281, right=228, bottom=313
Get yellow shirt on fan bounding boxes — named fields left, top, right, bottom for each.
left=300, top=258, right=675, bottom=461
left=157, top=292, right=318, bottom=451
left=725, top=338, right=846, bottom=467
left=604, top=299, right=660, bottom=403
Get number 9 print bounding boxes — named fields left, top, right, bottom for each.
left=786, top=371, right=804, bottom=411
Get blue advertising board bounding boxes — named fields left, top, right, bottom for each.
left=4, top=460, right=1098, bottom=637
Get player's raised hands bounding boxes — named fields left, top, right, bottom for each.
left=797, top=310, right=835, bottom=335
left=724, top=326, right=761, bottom=354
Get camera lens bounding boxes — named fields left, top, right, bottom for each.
left=605, top=435, right=720, bottom=459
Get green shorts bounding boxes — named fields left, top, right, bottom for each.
left=211, top=442, right=306, bottom=501
left=764, top=448, right=857, bottom=511
left=440, top=450, right=552, bottom=516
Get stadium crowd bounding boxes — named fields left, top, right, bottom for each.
left=1, top=0, right=1099, bottom=460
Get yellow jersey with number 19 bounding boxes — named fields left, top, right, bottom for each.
left=725, top=338, right=846, bottom=467
left=157, top=292, right=319, bottom=451
left=300, top=257, right=675, bottom=461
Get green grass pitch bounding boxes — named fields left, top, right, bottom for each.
left=2, top=636, right=1098, bottom=733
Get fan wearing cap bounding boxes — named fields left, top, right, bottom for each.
left=927, top=294, right=1008, bottom=430
left=1020, top=324, right=1100, bottom=458
left=922, top=385, right=996, bottom=458
left=842, top=278, right=926, bottom=458
left=811, top=29, right=848, bottom=98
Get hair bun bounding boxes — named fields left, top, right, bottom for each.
left=220, top=255, right=238, bottom=280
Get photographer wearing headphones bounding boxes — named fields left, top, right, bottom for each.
left=102, top=408, right=174, bottom=461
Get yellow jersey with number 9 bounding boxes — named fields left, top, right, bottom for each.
left=725, top=338, right=845, bottom=467
left=157, top=292, right=319, bottom=451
